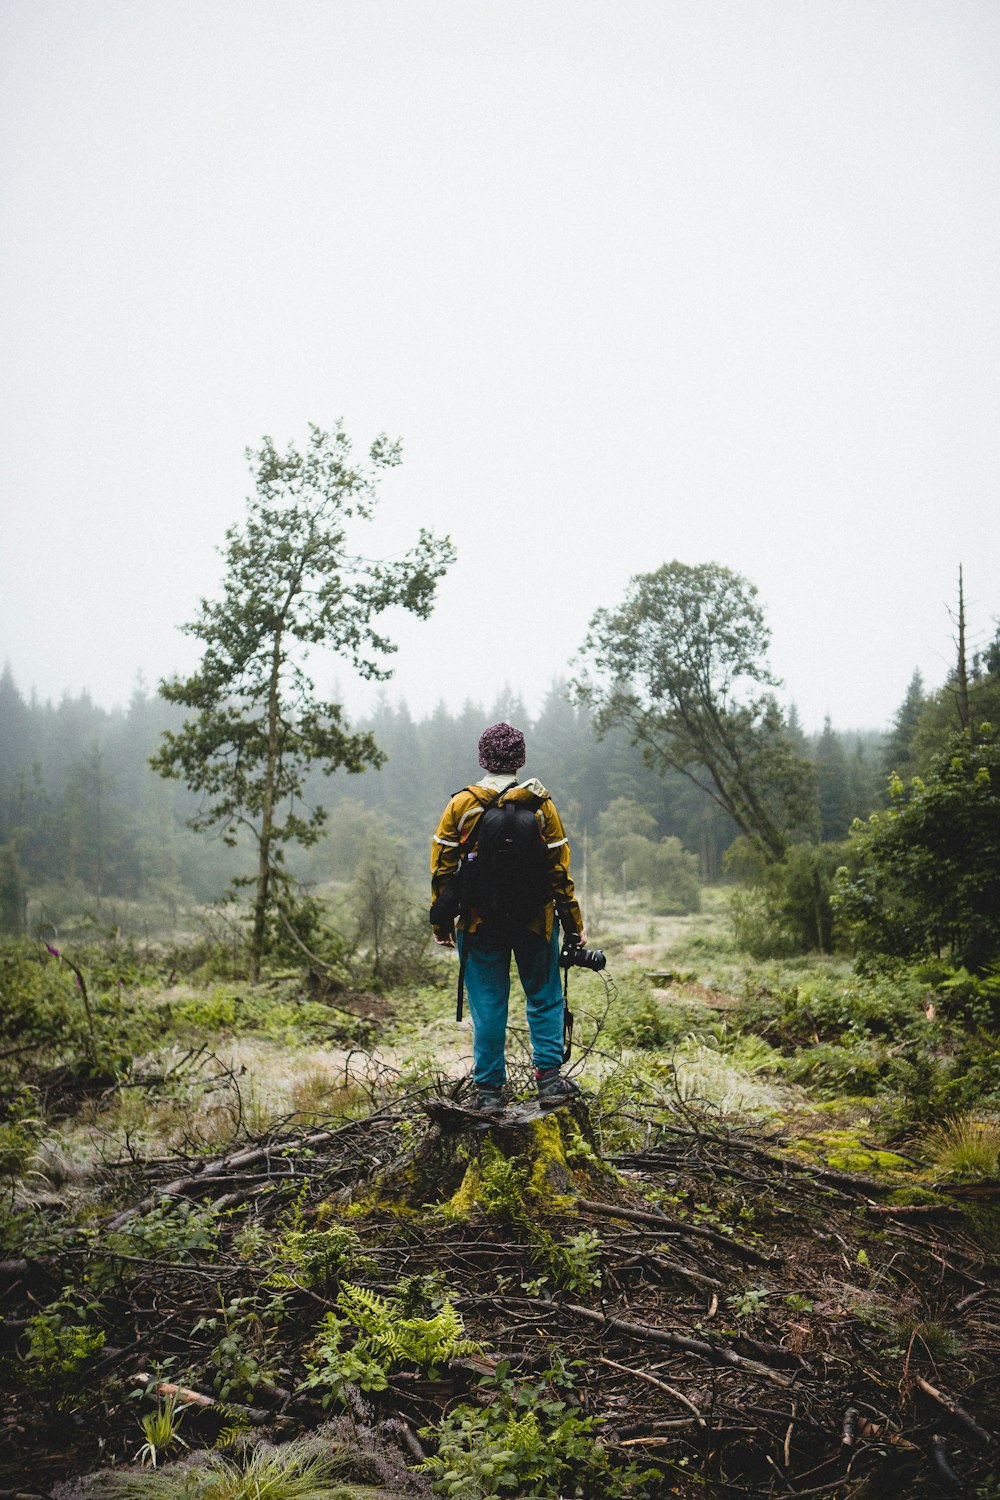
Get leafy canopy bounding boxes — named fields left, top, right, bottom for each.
left=154, top=424, right=452, bottom=844
left=574, top=560, right=815, bottom=861
left=834, top=725, right=1000, bottom=973
left=152, top=423, right=453, bottom=975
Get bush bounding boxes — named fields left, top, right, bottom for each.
left=728, top=841, right=845, bottom=958
left=834, top=726, right=1000, bottom=973
left=417, top=1360, right=653, bottom=1498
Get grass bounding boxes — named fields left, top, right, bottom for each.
left=86, top=1437, right=357, bottom=1499
left=921, top=1113, right=1000, bottom=1177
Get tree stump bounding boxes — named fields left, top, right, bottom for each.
left=345, top=1096, right=613, bottom=1220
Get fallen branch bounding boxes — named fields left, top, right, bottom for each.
left=132, top=1372, right=277, bottom=1427
left=576, top=1196, right=773, bottom=1265
left=930, top=1434, right=964, bottom=1491
left=915, top=1375, right=994, bottom=1446
left=596, top=1355, right=706, bottom=1425
left=564, top=1302, right=796, bottom=1387
left=106, top=1119, right=380, bottom=1229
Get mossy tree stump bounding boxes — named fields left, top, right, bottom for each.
left=346, top=1098, right=613, bottom=1220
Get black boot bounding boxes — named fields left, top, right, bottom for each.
left=535, top=1067, right=581, bottom=1104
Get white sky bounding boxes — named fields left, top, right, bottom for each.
left=2, top=0, right=998, bottom=733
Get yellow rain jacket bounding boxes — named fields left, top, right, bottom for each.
left=430, top=774, right=584, bottom=940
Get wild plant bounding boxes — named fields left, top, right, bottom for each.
left=417, top=1359, right=654, bottom=1498
left=192, top=1294, right=278, bottom=1401
left=921, top=1113, right=1000, bottom=1177
left=85, top=1436, right=356, bottom=1499
left=298, top=1281, right=481, bottom=1408
left=527, top=1228, right=602, bottom=1295
left=135, top=1393, right=189, bottom=1467
left=20, top=1299, right=106, bottom=1411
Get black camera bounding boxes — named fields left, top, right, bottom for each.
left=559, top=937, right=606, bottom=972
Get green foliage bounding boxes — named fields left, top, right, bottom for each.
left=167, top=984, right=369, bottom=1047
left=600, top=971, right=700, bottom=1051
left=734, top=960, right=1000, bottom=1119
left=726, top=1286, right=770, bottom=1321
left=727, top=839, right=845, bottom=958
left=0, top=841, right=26, bottom=934
left=594, top=799, right=701, bottom=913
left=107, top=1197, right=221, bottom=1263
left=0, top=939, right=159, bottom=1080
left=268, top=1219, right=375, bottom=1295
left=136, top=1393, right=189, bottom=1467
left=782, top=1038, right=889, bottom=1095
left=86, top=1437, right=356, bottom=1500
left=0, top=1085, right=43, bottom=1177
left=418, top=1361, right=654, bottom=1498
left=299, top=1282, right=480, bottom=1408
left=575, top=560, right=817, bottom=863
left=527, top=1228, right=603, bottom=1295
left=151, top=422, right=454, bottom=980
left=192, top=1295, right=279, bottom=1400
left=462, top=1142, right=532, bottom=1221
left=19, top=1299, right=106, bottom=1411
left=921, top=1113, right=1000, bottom=1177
left=834, top=727, right=1000, bottom=973
left=347, top=834, right=433, bottom=986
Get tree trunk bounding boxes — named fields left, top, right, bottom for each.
left=251, top=629, right=283, bottom=983
left=957, top=564, right=970, bottom=731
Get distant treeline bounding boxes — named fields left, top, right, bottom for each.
left=1, top=652, right=989, bottom=929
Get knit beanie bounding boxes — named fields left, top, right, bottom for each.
left=478, top=722, right=526, bottom=774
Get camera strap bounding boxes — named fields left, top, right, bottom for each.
left=562, top=949, right=574, bottom=1064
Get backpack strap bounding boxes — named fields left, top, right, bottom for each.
left=452, top=786, right=505, bottom=1022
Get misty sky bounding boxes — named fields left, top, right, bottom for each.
left=2, top=0, right=998, bottom=735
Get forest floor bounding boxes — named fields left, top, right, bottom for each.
left=2, top=894, right=998, bottom=1499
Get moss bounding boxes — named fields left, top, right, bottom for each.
left=789, top=1130, right=916, bottom=1178
left=341, top=1192, right=422, bottom=1221
left=885, top=1186, right=949, bottom=1207
left=527, top=1114, right=575, bottom=1202
left=442, top=1114, right=590, bottom=1221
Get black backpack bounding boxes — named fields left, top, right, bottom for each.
left=464, top=793, right=552, bottom=939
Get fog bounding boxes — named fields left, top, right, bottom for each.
left=2, top=0, right=998, bottom=731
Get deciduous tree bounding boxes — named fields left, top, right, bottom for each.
left=151, top=424, right=454, bottom=980
left=573, top=561, right=815, bottom=863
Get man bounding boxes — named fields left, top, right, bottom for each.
left=430, top=721, right=587, bottom=1112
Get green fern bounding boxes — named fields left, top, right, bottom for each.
left=298, top=1280, right=482, bottom=1409
left=336, top=1282, right=481, bottom=1369
left=267, top=1222, right=375, bottom=1295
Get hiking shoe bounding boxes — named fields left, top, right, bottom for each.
left=472, top=1086, right=505, bottom=1114
left=535, top=1067, right=582, bottom=1105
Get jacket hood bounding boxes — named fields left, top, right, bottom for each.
left=499, top=777, right=549, bottom=804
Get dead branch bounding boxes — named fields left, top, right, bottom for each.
left=915, top=1375, right=994, bottom=1445
left=596, top=1355, right=706, bottom=1424
left=563, top=1302, right=796, bottom=1387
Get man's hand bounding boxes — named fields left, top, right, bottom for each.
left=434, top=927, right=456, bottom=949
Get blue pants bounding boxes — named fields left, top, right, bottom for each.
left=458, top=927, right=564, bottom=1087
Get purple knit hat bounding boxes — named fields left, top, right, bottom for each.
left=478, top=722, right=526, bottom=774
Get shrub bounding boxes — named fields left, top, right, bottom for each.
left=834, top=726, right=1000, bottom=973
left=728, top=841, right=845, bottom=958
left=418, top=1360, right=653, bottom=1498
